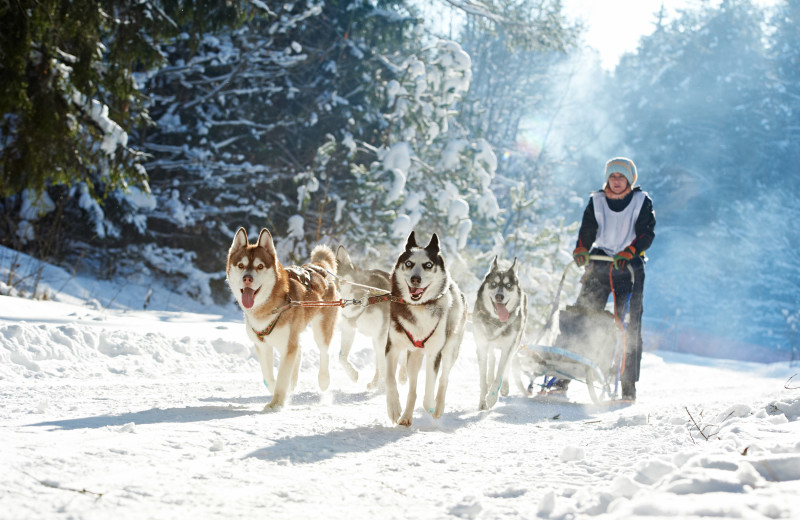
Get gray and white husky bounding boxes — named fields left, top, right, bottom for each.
left=473, top=256, right=528, bottom=409
left=335, top=245, right=393, bottom=390
left=385, top=232, right=467, bottom=426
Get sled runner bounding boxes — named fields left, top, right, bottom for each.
left=518, top=256, right=635, bottom=404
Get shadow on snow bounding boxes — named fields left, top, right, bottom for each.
left=481, top=395, right=633, bottom=425
left=27, top=405, right=256, bottom=430
left=245, top=399, right=487, bottom=464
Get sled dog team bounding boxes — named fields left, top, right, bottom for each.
left=226, top=157, right=654, bottom=423
left=226, top=227, right=525, bottom=425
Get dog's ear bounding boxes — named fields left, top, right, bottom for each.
left=509, top=257, right=518, bottom=275
left=425, top=233, right=440, bottom=255
left=335, top=245, right=353, bottom=269
left=257, top=228, right=276, bottom=257
left=491, top=255, right=499, bottom=271
left=231, top=227, right=248, bottom=252
left=405, top=231, right=418, bottom=251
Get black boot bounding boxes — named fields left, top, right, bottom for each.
left=548, top=379, right=570, bottom=396
left=621, top=382, right=636, bottom=401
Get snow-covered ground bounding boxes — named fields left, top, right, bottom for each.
left=1, top=250, right=799, bottom=519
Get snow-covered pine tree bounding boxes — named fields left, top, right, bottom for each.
left=0, top=0, right=244, bottom=295
left=316, top=37, right=503, bottom=287
left=612, top=0, right=786, bottom=348
left=451, top=0, right=584, bottom=328
left=135, top=0, right=420, bottom=300
left=766, top=0, right=800, bottom=356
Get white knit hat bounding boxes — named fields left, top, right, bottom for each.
left=604, top=157, right=637, bottom=186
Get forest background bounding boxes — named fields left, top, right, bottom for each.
left=1, top=0, right=798, bottom=362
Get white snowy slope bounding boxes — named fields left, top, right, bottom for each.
left=1, top=292, right=800, bottom=520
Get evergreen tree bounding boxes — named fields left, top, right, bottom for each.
left=452, top=0, right=583, bottom=324
left=611, top=0, right=797, bottom=349
left=310, top=36, right=504, bottom=284
left=765, top=0, right=800, bottom=353
left=0, top=0, right=242, bottom=256
left=138, top=0, right=419, bottom=277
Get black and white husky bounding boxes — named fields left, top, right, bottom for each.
left=473, top=256, right=528, bottom=409
left=335, top=245, right=393, bottom=390
left=385, top=232, right=467, bottom=426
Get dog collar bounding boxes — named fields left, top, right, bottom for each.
left=367, top=293, right=408, bottom=305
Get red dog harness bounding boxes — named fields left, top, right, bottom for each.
left=401, top=320, right=440, bottom=349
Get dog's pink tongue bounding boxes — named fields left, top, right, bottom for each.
left=410, top=287, right=425, bottom=296
left=241, top=287, right=256, bottom=309
left=494, top=302, right=509, bottom=322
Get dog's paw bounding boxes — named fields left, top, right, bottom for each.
left=263, top=401, right=283, bottom=412
left=367, top=381, right=386, bottom=392
left=397, top=413, right=413, bottom=426
left=387, top=397, right=402, bottom=423
left=486, top=391, right=498, bottom=409
left=339, top=359, right=359, bottom=382
left=478, top=399, right=488, bottom=411
left=367, top=378, right=385, bottom=392
left=423, top=397, right=435, bottom=415
left=318, top=371, right=330, bottom=391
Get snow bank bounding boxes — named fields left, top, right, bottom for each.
left=0, top=320, right=255, bottom=382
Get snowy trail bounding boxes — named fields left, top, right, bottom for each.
left=1, top=295, right=800, bottom=519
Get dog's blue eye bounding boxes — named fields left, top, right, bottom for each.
left=423, top=262, right=433, bottom=269
left=405, top=261, right=413, bottom=268
left=505, top=283, right=512, bottom=289
left=490, top=282, right=497, bottom=288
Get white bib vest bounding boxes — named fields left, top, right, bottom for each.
left=590, top=191, right=646, bottom=256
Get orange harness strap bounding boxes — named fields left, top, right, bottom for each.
left=609, top=265, right=627, bottom=377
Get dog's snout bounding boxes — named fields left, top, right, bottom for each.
left=495, top=293, right=505, bottom=303
left=410, top=275, right=422, bottom=285
left=242, top=273, right=254, bottom=286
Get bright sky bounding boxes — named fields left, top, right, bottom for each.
left=563, top=0, right=777, bottom=70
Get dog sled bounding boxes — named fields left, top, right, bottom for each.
left=518, top=255, right=635, bottom=404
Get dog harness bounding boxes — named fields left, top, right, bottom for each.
left=253, top=311, right=283, bottom=341
left=400, top=320, right=440, bottom=349
left=251, top=267, right=326, bottom=340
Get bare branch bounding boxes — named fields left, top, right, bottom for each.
left=21, top=470, right=104, bottom=499
left=685, top=406, right=709, bottom=441
left=440, top=0, right=507, bottom=24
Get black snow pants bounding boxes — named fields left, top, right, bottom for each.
left=575, top=254, right=646, bottom=383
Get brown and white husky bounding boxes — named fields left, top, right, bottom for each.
left=385, top=232, right=467, bottom=426
left=226, top=227, right=339, bottom=411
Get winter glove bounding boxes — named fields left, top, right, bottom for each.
left=613, top=246, right=636, bottom=270
left=573, top=246, right=589, bottom=267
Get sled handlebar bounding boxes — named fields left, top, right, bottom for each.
left=527, top=254, right=636, bottom=347
left=585, top=254, right=635, bottom=284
